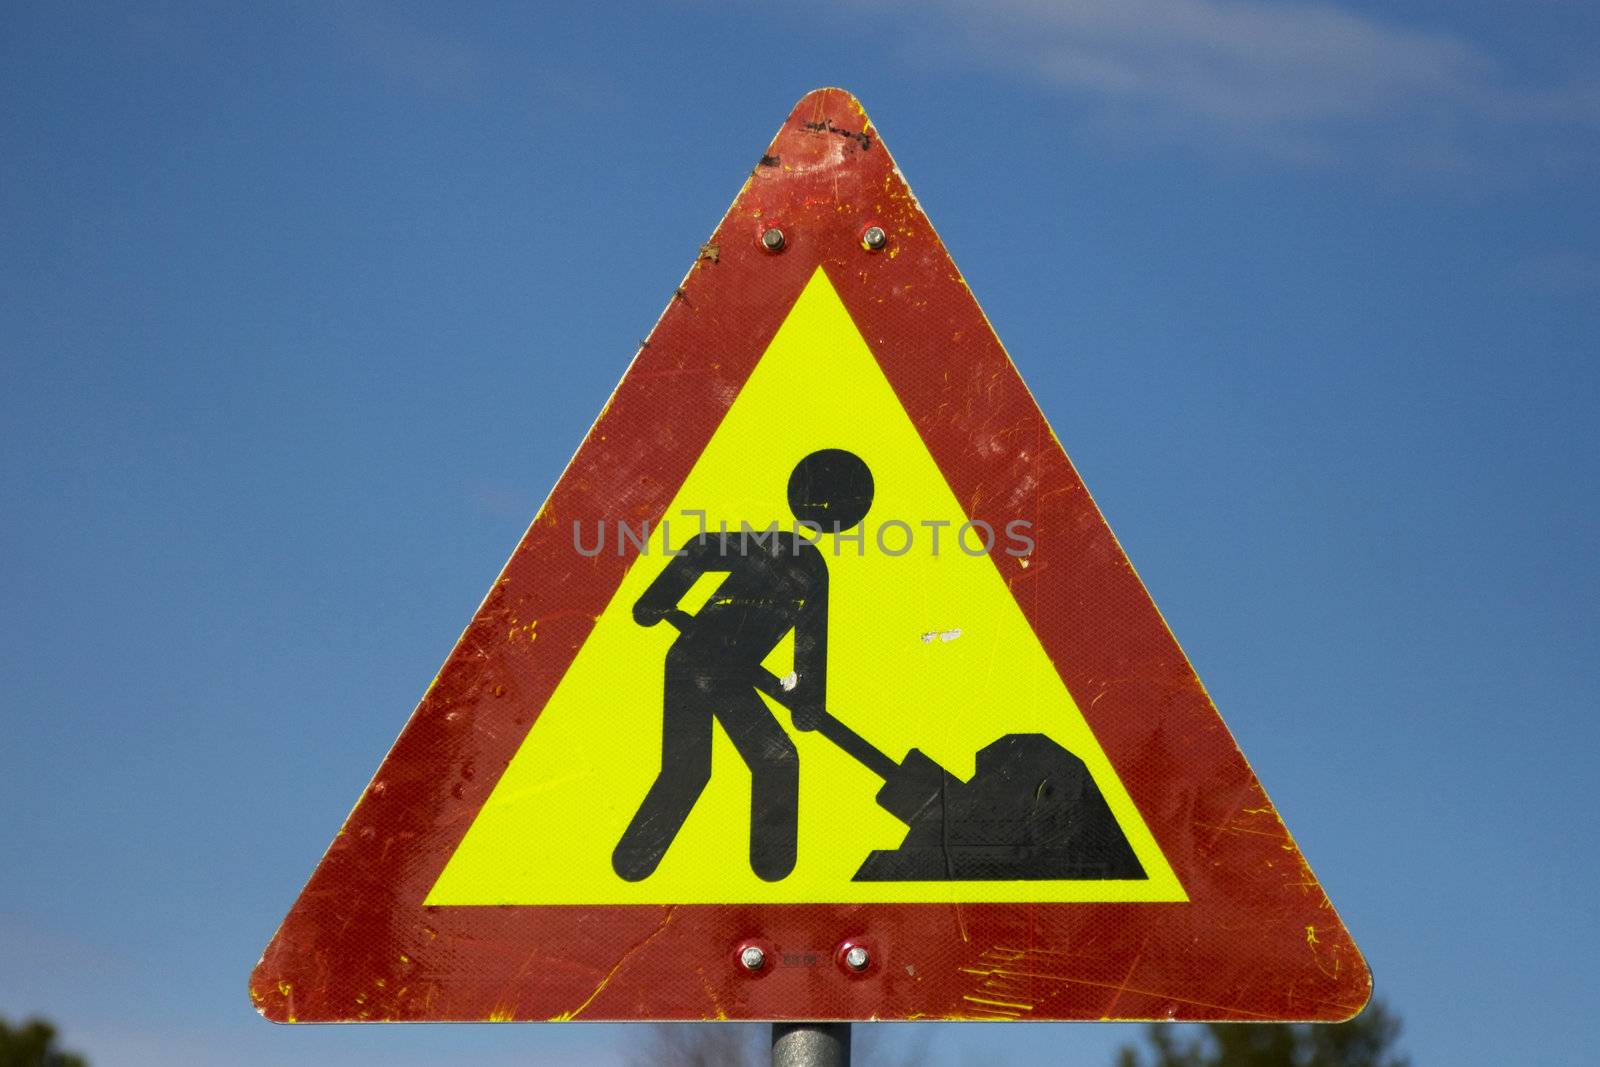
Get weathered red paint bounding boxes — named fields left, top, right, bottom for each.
left=251, top=88, right=1369, bottom=1024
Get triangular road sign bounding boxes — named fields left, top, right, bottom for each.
left=254, top=88, right=1369, bottom=1024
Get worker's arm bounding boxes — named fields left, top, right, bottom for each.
left=790, top=560, right=828, bottom=731
left=632, top=534, right=717, bottom=626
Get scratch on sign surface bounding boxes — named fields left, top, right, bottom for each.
left=550, top=907, right=679, bottom=1020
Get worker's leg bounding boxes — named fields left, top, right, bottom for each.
left=718, top=689, right=799, bottom=881
left=611, top=654, right=714, bottom=881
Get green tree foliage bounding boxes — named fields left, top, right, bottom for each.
left=0, top=1017, right=88, bottom=1067
left=1116, top=1000, right=1408, bottom=1067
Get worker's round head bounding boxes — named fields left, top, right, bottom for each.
left=787, top=449, right=874, bottom=532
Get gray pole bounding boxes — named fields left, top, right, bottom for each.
left=771, top=1022, right=850, bottom=1067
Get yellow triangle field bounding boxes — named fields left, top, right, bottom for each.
left=427, top=269, right=1184, bottom=905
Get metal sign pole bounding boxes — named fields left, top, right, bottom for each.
left=771, top=1022, right=850, bottom=1067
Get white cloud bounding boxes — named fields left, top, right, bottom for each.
left=871, top=0, right=1598, bottom=167
left=965, top=0, right=1486, bottom=127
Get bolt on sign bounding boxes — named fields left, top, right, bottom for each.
left=253, top=88, right=1369, bottom=1024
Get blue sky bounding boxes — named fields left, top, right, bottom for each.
left=2, top=2, right=1596, bottom=1064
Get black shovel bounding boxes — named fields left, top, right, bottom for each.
left=665, top=611, right=1144, bottom=882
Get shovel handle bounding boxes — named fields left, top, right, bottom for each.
left=661, top=609, right=900, bottom=781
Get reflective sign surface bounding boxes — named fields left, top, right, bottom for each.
left=253, top=88, right=1369, bottom=1024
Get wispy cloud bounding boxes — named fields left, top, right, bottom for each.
left=338, top=2, right=486, bottom=100
left=875, top=0, right=1599, bottom=170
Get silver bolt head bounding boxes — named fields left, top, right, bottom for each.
left=844, top=945, right=870, bottom=971
left=761, top=227, right=786, bottom=252
left=740, top=945, right=767, bottom=972
left=862, top=225, right=888, bottom=250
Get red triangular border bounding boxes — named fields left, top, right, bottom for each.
left=252, top=88, right=1369, bottom=1023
